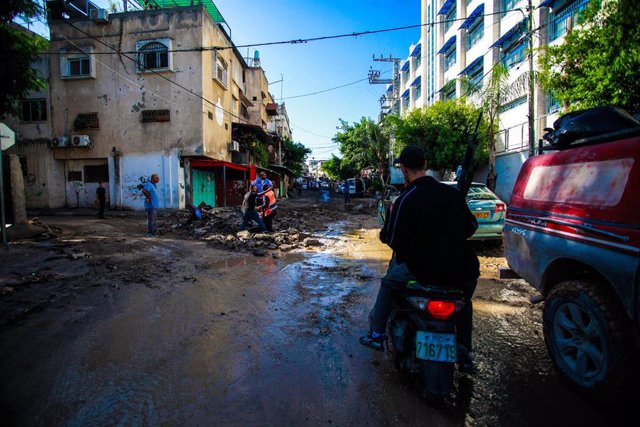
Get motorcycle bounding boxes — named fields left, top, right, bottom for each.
left=386, top=280, right=467, bottom=400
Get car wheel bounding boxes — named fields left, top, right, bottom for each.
left=543, top=280, right=636, bottom=399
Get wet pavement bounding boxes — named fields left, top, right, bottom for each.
left=0, top=194, right=633, bottom=426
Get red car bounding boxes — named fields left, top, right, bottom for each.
left=503, top=107, right=640, bottom=400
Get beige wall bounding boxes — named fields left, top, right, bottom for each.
left=48, top=6, right=234, bottom=162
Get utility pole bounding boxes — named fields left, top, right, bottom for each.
left=527, top=0, right=536, bottom=157
left=368, top=54, right=401, bottom=169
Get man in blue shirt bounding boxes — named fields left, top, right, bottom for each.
left=142, top=173, right=160, bottom=237
left=252, top=171, right=273, bottom=207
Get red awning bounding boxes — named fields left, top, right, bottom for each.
left=190, top=159, right=248, bottom=172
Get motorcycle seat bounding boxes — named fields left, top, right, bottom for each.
left=404, top=280, right=465, bottom=299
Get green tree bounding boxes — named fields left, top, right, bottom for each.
left=0, top=0, right=48, bottom=116
left=281, top=138, right=311, bottom=176
left=320, top=154, right=358, bottom=180
left=387, top=99, right=489, bottom=175
left=540, top=0, right=640, bottom=113
left=333, top=117, right=390, bottom=185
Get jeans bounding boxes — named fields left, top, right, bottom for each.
left=370, top=256, right=477, bottom=353
left=146, top=207, right=157, bottom=234
left=263, top=210, right=276, bottom=232
left=240, top=210, right=266, bottom=231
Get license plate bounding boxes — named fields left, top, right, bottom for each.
left=474, top=211, right=490, bottom=219
left=415, top=331, right=457, bottom=362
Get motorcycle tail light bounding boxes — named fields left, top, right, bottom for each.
left=495, top=203, right=506, bottom=213
left=426, top=300, right=456, bottom=319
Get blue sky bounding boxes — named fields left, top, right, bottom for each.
left=24, top=0, right=421, bottom=160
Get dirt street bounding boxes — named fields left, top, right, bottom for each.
left=0, top=191, right=631, bottom=426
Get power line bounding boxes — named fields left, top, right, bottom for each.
left=33, top=8, right=527, bottom=56
left=62, top=19, right=250, bottom=125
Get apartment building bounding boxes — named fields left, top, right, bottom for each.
left=385, top=0, right=590, bottom=201
left=6, top=0, right=288, bottom=210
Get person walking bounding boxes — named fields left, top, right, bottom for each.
left=259, top=183, right=278, bottom=232
left=343, top=181, right=351, bottom=205
left=142, top=173, right=160, bottom=237
left=95, top=181, right=106, bottom=219
left=240, top=185, right=267, bottom=232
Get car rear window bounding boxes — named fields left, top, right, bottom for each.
left=467, top=185, right=498, bottom=200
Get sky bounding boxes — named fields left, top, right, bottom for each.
left=23, top=0, right=422, bottom=160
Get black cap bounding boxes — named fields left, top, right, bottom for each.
left=394, top=145, right=426, bottom=169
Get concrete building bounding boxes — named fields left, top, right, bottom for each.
left=7, top=0, right=286, bottom=210
left=385, top=0, right=589, bottom=201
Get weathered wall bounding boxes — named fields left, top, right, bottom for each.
left=49, top=7, right=208, bottom=161
left=201, top=15, right=235, bottom=161
left=8, top=141, right=66, bottom=208
left=64, top=159, right=109, bottom=208
left=119, top=150, right=182, bottom=209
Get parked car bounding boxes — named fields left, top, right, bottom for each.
left=377, top=181, right=505, bottom=240
left=443, top=182, right=505, bottom=240
left=503, top=106, right=640, bottom=400
left=320, top=181, right=329, bottom=190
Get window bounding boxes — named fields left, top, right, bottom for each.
left=240, top=103, right=249, bottom=119
left=549, top=0, right=590, bottom=42
left=414, top=55, right=422, bottom=70
left=213, top=51, right=228, bottom=87
left=499, top=96, right=527, bottom=112
left=467, top=17, right=484, bottom=49
left=137, top=42, right=169, bottom=71
left=502, top=38, right=527, bottom=69
left=463, top=60, right=484, bottom=87
left=444, top=44, right=456, bottom=70
left=413, top=82, right=422, bottom=99
left=20, top=99, right=47, bottom=122
left=60, top=48, right=94, bottom=79
left=441, top=81, right=456, bottom=100
left=502, top=0, right=520, bottom=12
left=84, top=164, right=108, bottom=183
left=74, top=112, right=99, bottom=130
left=547, top=93, right=561, bottom=113
left=444, top=5, right=456, bottom=32
left=140, top=109, right=170, bottom=122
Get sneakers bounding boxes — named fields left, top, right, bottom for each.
left=145, top=233, right=157, bottom=237
left=359, top=331, right=384, bottom=352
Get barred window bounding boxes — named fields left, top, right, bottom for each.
left=141, top=109, right=170, bottom=122
left=74, top=112, right=99, bottom=130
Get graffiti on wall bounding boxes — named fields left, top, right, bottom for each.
left=123, top=174, right=150, bottom=201
left=24, top=173, right=45, bottom=199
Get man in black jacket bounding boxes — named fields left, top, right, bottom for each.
left=359, top=145, right=479, bottom=370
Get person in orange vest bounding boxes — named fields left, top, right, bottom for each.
left=259, top=183, right=278, bottom=232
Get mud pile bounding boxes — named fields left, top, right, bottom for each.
left=165, top=200, right=375, bottom=255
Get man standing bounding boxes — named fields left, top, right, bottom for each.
left=259, top=183, right=278, bottom=232
left=142, top=173, right=160, bottom=237
left=343, top=181, right=351, bottom=205
left=240, top=185, right=267, bottom=232
left=95, top=181, right=106, bottom=219
left=359, top=146, right=479, bottom=371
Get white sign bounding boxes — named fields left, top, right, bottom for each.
left=0, top=123, right=15, bottom=151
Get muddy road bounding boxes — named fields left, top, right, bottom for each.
left=0, top=191, right=631, bottom=426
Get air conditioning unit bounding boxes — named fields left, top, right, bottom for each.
left=89, top=8, right=109, bottom=22
left=228, top=140, right=240, bottom=152
left=51, top=136, right=68, bottom=148
left=71, top=135, right=92, bottom=147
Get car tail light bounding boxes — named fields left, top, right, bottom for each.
left=495, top=203, right=506, bottom=213
left=426, top=300, right=456, bottom=319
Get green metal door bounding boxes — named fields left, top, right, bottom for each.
left=192, top=169, right=216, bottom=207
